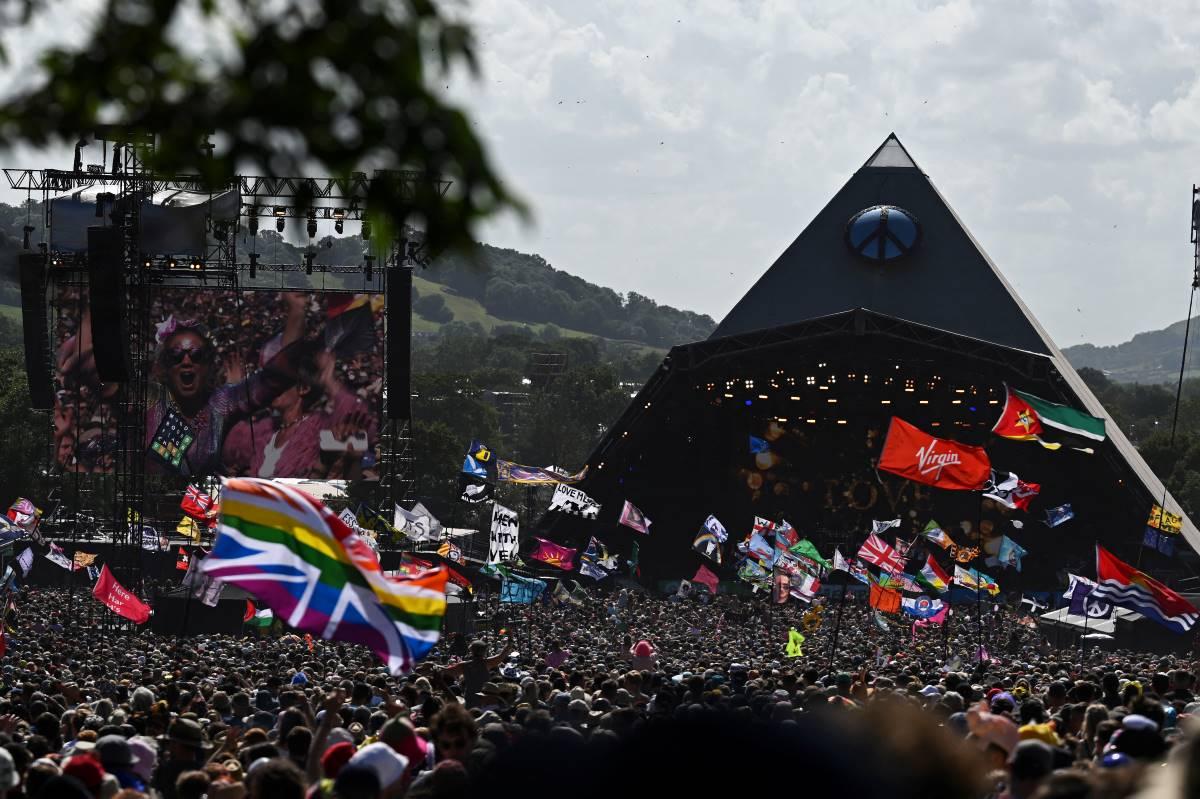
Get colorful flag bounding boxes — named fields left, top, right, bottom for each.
left=995, top=536, right=1028, bottom=571
left=201, top=478, right=449, bottom=674
left=1147, top=505, right=1183, bottom=535
left=15, top=548, right=32, bottom=577
left=921, top=520, right=955, bottom=549
left=789, top=539, right=830, bottom=569
left=950, top=544, right=980, bottom=564
left=703, top=515, right=728, bottom=543
left=579, top=537, right=610, bottom=580
left=494, top=460, right=587, bottom=484
left=983, top=471, right=1041, bottom=511
left=500, top=573, right=547, bottom=604
left=461, top=439, right=495, bottom=480
left=5, top=498, right=40, bottom=531
left=619, top=501, right=652, bottom=534
left=953, top=565, right=980, bottom=590
left=748, top=435, right=770, bottom=454
left=991, top=385, right=1105, bottom=450
left=774, top=521, right=801, bottom=552
left=857, top=533, right=905, bottom=573
left=176, top=547, right=190, bottom=571
left=529, top=538, right=577, bottom=571
left=901, top=596, right=946, bottom=619
left=1068, top=578, right=1112, bottom=619
left=91, top=565, right=152, bottom=624
left=752, top=517, right=777, bottom=536
left=548, top=484, right=601, bottom=518
left=692, top=563, right=719, bottom=594
left=869, top=582, right=902, bottom=614
left=181, top=485, right=217, bottom=527
left=1094, top=542, right=1195, bottom=628
left=86, top=564, right=100, bottom=582
left=739, top=531, right=775, bottom=565
left=44, top=545, right=73, bottom=571
left=832, top=548, right=851, bottom=573
left=580, top=558, right=609, bottom=580
left=394, top=502, right=442, bottom=542
left=913, top=604, right=948, bottom=627
left=437, top=540, right=463, bottom=563
left=247, top=607, right=275, bottom=627
left=72, top=552, right=97, bottom=569
left=878, top=416, right=991, bottom=490
left=1043, top=504, right=1075, bottom=528
left=790, top=573, right=820, bottom=602
left=918, top=555, right=950, bottom=593
left=872, top=519, right=901, bottom=535
left=977, top=571, right=1000, bottom=596
left=244, top=600, right=256, bottom=622
left=849, top=559, right=870, bottom=585
left=177, top=516, right=202, bottom=543
left=1144, top=527, right=1177, bottom=557
left=693, top=525, right=725, bottom=564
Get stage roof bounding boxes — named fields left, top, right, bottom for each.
left=580, top=134, right=1199, bottom=560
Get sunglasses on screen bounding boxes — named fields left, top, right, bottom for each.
left=165, top=346, right=212, bottom=365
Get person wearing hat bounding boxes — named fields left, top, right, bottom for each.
left=347, top=742, right=408, bottom=798
left=154, top=719, right=210, bottom=799
left=95, top=734, right=146, bottom=792
left=438, top=640, right=514, bottom=710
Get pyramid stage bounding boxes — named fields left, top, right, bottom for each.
left=543, top=136, right=1197, bottom=593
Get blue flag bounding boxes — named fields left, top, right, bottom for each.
left=1068, top=579, right=1112, bottom=619
left=1044, top=504, right=1074, bottom=528
left=1143, top=527, right=1177, bottom=557
left=748, top=435, right=770, bottom=454
left=500, top=574, right=547, bottom=604
left=900, top=595, right=946, bottom=619
left=997, top=535, right=1028, bottom=571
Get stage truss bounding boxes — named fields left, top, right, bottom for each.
left=5, top=143, right=444, bottom=587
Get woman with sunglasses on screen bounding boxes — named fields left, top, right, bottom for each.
left=144, top=292, right=309, bottom=477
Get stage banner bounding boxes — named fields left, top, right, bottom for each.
left=547, top=484, right=601, bottom=518
left=878, top=417, right=990, bottom=490
left=52, top=286, right=384, bottom=480
left=488, top=503, right=520, bottom=564
left=92, top=565, right=152, bottom=624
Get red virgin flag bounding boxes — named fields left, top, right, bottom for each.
left=878, top=417, right=991, bottom=490
left=91, top=565, right=152, bottom=624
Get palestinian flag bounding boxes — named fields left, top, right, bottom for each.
left=992, top=385, right=1106, bottom=451
left=247, top=608, right=274, bottom=628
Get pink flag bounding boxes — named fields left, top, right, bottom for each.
left=91, top=565, right=152, bottom=624
left=692, top=564, right=719, bottom=594
left=529, top=538, right=577, bottom=571
left=618, top=501, right=651, bottom=534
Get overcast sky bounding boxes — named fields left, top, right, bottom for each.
left=5, top=1, right=1200, bottom=347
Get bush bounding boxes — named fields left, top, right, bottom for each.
left=413, top=293, right=454, bottom=323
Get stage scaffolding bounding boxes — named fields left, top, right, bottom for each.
left=5, top=141, right=446, bottom=586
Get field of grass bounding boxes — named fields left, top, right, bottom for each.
left=412, top=276, right=662, bottom=356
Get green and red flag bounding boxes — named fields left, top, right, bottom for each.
left=992, top=386, right=1105, bottom=452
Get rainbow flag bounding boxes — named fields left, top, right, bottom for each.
left=200, top=478, right=447, bottom=674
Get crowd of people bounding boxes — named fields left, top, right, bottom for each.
left=0, top=584, right=1196, bottom=798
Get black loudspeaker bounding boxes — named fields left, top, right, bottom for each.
left=386, top=266, right=412, bottom=419
left=18, top=254, right=54, bottom=410
left=86, top=226, right=129, bottom=382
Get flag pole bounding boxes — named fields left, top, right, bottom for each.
left=826, top=566, right=850, bottom=675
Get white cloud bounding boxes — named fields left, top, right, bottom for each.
left=1017, top=194, right=1071, bottom=214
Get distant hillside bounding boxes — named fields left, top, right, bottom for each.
left=0, top=200, right=715, bottom=355
left=1063, top=317, right=1200, bottom=385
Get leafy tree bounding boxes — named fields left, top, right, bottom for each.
left=413, top=293, right=453, bottom=324
left=0, top=0, right=522, bottom=254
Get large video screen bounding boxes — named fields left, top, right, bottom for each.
left=52, top=286, right=384, bottom=480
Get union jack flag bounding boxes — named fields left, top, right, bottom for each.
left=857, top=533, right=905, bottom=573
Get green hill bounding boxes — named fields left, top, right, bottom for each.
left=1063, top=317, right=1200, bottom=385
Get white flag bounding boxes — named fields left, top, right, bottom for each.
left=394, top=502, right=441, bottom=542
left=16, top=548, right=33, bottom=577
left=487, top=503, right=520, bottom=564
left=872, top=519, right=901, bottom=535
left=337, top=508, right=360, bottom=532
left=832, top=548, right=850, bottom=573
left=548, top=484, right=601, bottom=519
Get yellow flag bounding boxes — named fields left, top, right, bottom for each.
left=177, top=516, right=201, bottom=542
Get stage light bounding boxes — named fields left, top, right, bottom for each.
left=837, top=420, right=847, bottom=425
left=365, top=254, right=374, bottom=281
left=744, top=400, right=752, bottom=406
left=826, top=398, right=837, bottom=403
left=274, top=206, right=287, bottom=233
left=167, top=258, right=178, bottom=269
left=724, top=393, right=733, bottom=398
left=305, top=251, right=314, bottom=275
left=248, top=215, right=258, bottom=236
left=790, top=396, right=800, bottom=401
left=276, top=217, right=285, bottom=233
left=333, top=207, right=346, bottom=234
left=919, top=399, right=929, bottom=405
left=22, top=225, right=33, bottom=249
left=189, top=259, right=203, bottom=271
left=952, top=399, right=961, bottom=405
left=757, top=394, right=768, bottom=400
left=335, top=219, right=344, bottom=234
left=307, top=210, right=318, bottom=239
left=806, top=419, right=816, bottom=424
left=142, top=257, right=151, bottom=268
left=112, top=146, right=122, bottom=174
left=880, top=399, right=891, bottom=405
left=362, top=220, right=371, bottom=241
left=51, top=257, right=62, bottom=267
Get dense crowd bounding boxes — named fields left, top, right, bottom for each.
left=0, top=585, right=1197, bottom=798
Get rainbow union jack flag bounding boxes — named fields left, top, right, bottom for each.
left=201, top=478, right=448, bottom=674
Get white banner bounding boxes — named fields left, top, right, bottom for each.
left=548, top=484, right=601, bottom=519
left=16, top=548, right=33, bottom=577
left=394, top=502, right=442, bottom=542
left=45, top=550, right=73, bottom=570
left=488, top=503, right=520, bottom=564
